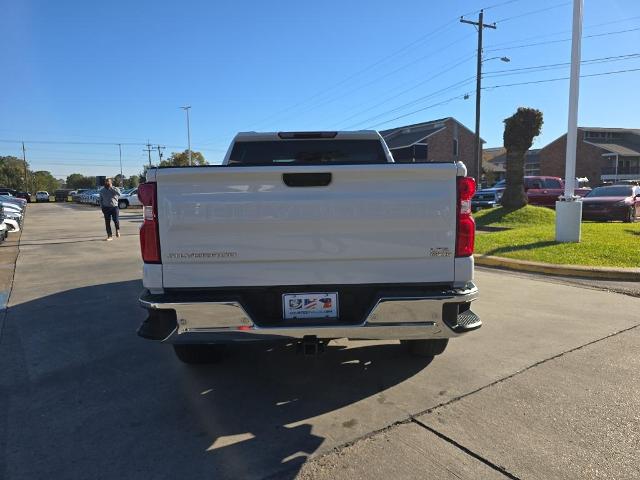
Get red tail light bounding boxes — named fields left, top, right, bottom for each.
left=456, top=176, right=476, bottom=257
left=138, top=182, right=161, bottom=263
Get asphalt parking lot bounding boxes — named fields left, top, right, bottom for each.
left=1, top=203, right=639, bottom=480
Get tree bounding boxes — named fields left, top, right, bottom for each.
left=159, top=150, right=207, bottom=167
left=66, top=173, right=95, bottom=190
left=124, top=175, right=140, bottom=189
left=31, top=170, right=59, bottom=193
left=501, top=108, right=544, bottom=209
left=0, top=156, right=28, bottom=190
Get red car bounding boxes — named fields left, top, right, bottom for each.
left=581, top=185, right=640, bottom=223
left=525, top=176, right=591, bottom=207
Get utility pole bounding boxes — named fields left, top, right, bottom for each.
left=460, top=10, right=496, bottom=184
left=118, top=144, right=124, bottom=187
left=156, top=145, right=165, bottom=164
left=22, top=141, right=28, bottom=192
left=144, top=140, right=154, bottom=167
left=181, top=106, right=192, bottom=166
left=556, top=0, right=584, bottom=243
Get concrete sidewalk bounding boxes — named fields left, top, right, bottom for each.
left=298, top=325, right=640, bottom=479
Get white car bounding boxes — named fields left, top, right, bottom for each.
left=118, top=188, right=142, bottom=209
left=35, top=191, right=50, bottom=202
left=137, top=130, right=480, bottom=364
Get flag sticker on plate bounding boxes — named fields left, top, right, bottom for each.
left=283, top=293, right=338, bottom=320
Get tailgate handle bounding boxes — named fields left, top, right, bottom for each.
left=282, top=172, right=332, bottom=187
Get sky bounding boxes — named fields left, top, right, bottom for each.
left=1, top=0, right=639, bottom=178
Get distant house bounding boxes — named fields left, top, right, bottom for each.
left=379, top=117, right=482, bottom=179
left=483, top=147, right=542, bottom=182
left=539, top=127, right=640, bottom=183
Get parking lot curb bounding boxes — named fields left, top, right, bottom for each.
left=475, top=255, right=640, bottom=281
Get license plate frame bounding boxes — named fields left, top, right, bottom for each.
left=282, top=292, right=339, bottom=320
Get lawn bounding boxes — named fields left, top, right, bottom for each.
left=474, top=206, right=640, bottom=268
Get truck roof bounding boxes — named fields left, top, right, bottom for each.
left=232, top=130, right=383, bottom=142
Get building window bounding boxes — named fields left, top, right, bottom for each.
left=391, top=144, right=428, bottom=163
left=413, top=143, right=428, bottom=162
left=452, top=139, right=458, bottom=156
left=391, top=146, right=413, bottom=163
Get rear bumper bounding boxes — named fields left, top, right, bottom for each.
left=137, top=283, right=480, bottom=343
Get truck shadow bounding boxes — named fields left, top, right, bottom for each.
left=2, top=280, right=433, bottom=480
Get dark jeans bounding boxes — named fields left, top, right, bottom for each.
left=101, top=206, right=120, bottom=237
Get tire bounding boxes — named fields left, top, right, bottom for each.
left=624, top=207, right=635, bottom=223
left=173, top=344, right=227, bottom=364
left=118, top=200, right=129, bottom=209
left=401, top=339, right=449, bottom=357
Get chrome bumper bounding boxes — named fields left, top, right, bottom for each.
left=138, top=283, right=479, bottom=343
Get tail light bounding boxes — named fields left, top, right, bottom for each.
left=456, top=176, right=476, bottom=257
left=138, top=182, right=161, bottom=263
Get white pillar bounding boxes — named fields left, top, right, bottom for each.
left=556, top=0, right=583, bottom=243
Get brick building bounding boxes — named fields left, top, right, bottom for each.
left=539, top=127, right=640, bottom=184
left=483, top=147, right=542, bottom=181
left=380, top=117, right=482, bottom=178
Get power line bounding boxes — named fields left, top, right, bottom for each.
left=335, top=52, right=476, bottom=128
left=482, top=53, right=640, bottom=77
left=483, top=67, right=640, bottom=90
left=290, top=34, right=476, bottom=123
left=234, top=20, right=462, bottom=133
left=343, top=75, right=476, bottom=130
left=486, top=15, right=640, bottom=50
left=367, top=94, right=469, bottom=129
left=486, top=25, right=640, bottom=52
left=363, top=66, right=640, bottom=132
left=482, top=0, right=526, bottom=11
left=494, top=1, right=571, bottom=24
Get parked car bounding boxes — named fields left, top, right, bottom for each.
left=118, top=188, right=141, bottom=209
left=54, top=189, right=74, bottom=202
left=35, top=191, right=50, bottom=202
left=525, top=176, right=591, bottom=207
left=472, top=176, right=591, bottom=210
left=582, top=185, right=640, bottom=223
left=15, top=191, right=31, bottom=202
left=0, top=205, right=7, bottom=242
left=72, top=188, right=89, bottom=202
left=137, top=130, right=481, bottom=364
left=0, top=188, right=17, bottom=196
left=472, top=183, right=504, bottom=211
left=0, top=194, right=27, bottom=208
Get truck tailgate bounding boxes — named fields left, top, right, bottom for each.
left=156, top=163, right=458, bottom=287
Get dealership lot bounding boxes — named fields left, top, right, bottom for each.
left=1, top=203, right=639, bottom=480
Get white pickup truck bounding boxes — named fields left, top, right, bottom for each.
left=137, top=131, right=480, bottom=363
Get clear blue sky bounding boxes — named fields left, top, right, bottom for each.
left=1, top=0, right=639, bottom=178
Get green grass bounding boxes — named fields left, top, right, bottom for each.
left=474, top=206, right=640, bottom=268
left=474, top=205, right=555, bottom=227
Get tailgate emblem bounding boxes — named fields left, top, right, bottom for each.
left=430, top=247, right=452, bottom=257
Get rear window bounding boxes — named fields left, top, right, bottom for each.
left=227, top=140, right=388, bottom=166
left=586, top=186, right=633, bottom=197
left=543, top=178, right=562, bottom=188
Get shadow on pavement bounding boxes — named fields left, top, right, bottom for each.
left=1, top=280, right=433, bottom=480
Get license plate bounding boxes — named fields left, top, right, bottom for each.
left=282, top=293, right=338, bottom=320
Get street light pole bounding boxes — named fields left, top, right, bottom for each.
left=555, top=0, right=583, bottom=243
left=461, top=10, right=496, bottom=184
left=118, top=143, right=124, bottom=187
left=181, top=106, right=192, bottom=166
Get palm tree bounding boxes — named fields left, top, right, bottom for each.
left=501, top=108, right=544, bottom=209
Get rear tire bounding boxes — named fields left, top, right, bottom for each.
left=118, top=200, right=129, bottom=209
left=173, top=344, right=227, bottom=364
left=401, top=339, right=449, bottom=357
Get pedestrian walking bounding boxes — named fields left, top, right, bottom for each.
left=99, top=178, right=121, bottom=241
